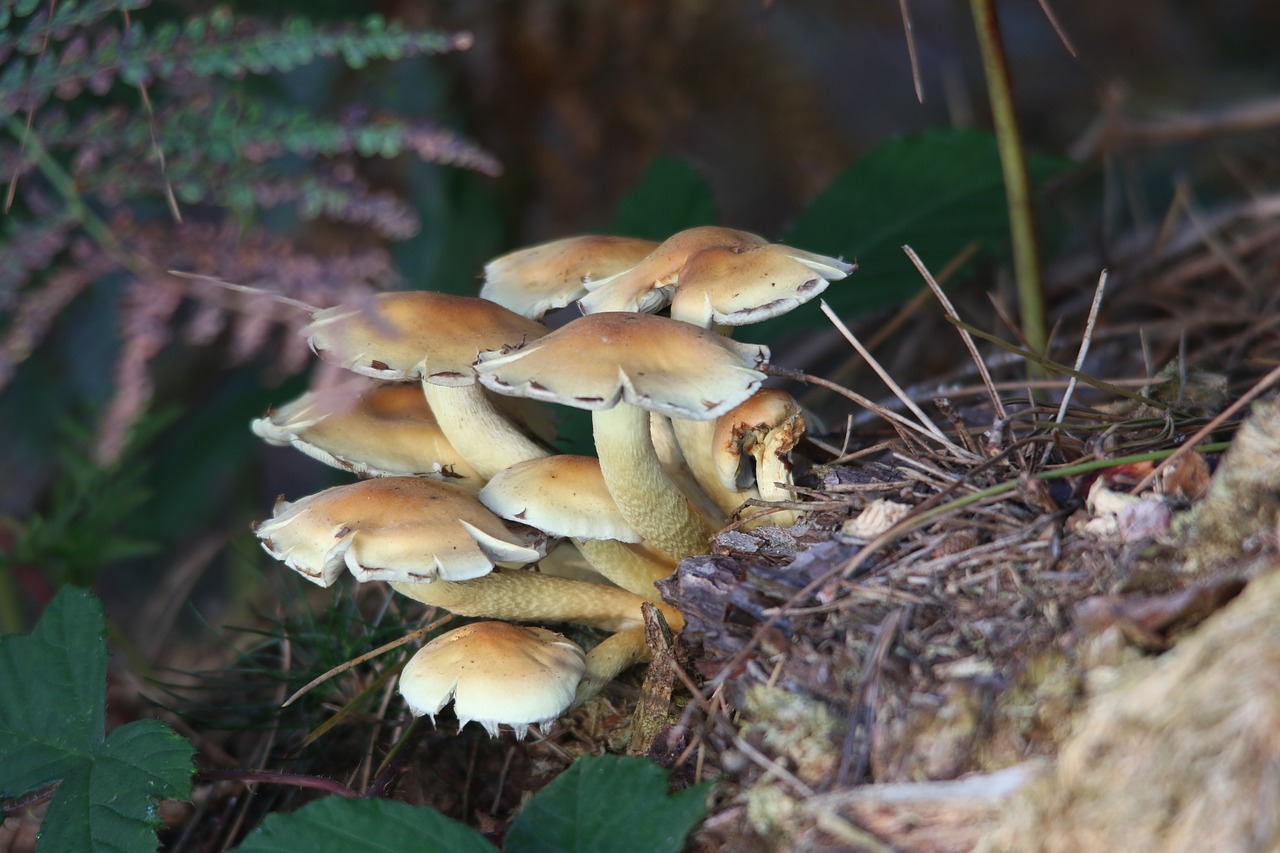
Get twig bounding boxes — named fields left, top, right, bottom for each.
left=897, top=0, right=923, bottom=102
left=196, top=768, right=360, bottom=798
left=1129, top=361, right=1280, bottom=495
left=904, top=245, right=1009, bottom=420
left=1034, top=0, right=1077, bottom=56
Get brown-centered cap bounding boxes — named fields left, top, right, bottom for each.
left=481, top=235, right=659, bottom=319
left=399, top=621, right=585, bottom=739
left=303, top=291, right=547, bottom=386
left=254, top=477, right=544, bottom=586
left=252, top=380, right=483, bottom=486
left=474, top=312, right=769, bottom=420
left=577, top=226, right=767, bottom=315
left=478, top=455, right=642, bottom=543
left=669, top=243, right=856, bottom=328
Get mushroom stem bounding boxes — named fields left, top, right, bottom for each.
left=670, top=417, right=748, bottom=519
left=390, top=571, right=683, bottom=633
left=572, top=626, right=650, bottom=706
left=593, top=403, right=719, bottom=561
left=574, top=538, right=676, bottom=602
left=422, top=381, right=549, bottom=480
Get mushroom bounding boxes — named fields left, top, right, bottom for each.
left=478, top=455, right=677, bottom=600
left=481, top=235, right=659, bottom=320
left=399, top=621, right=586, bottom=739
left=251, top=379, right=484, bottom=490
left=576, top=226, right=767, bottom=315
left=474, top=312, right=770, bottom=559
left=254, top=477, right=544, bottom=586
left=302, top=291, right=551, bottom=479
left=711, top=389, right=807, bottom=527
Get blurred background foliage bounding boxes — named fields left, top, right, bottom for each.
left=1, top=0, right=1279, bottom=648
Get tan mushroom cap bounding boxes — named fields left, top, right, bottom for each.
left=478, top=455, right=641, bottom=543
left=254, top=478, right=544, bottom=587
left=251, top=380, right=483, bottom=487
left=577, top=226, right=768, bottom=315
left=481, top=235, right=659, bottom=320
left=399, top=621, right=585, bottom=739
left=669, top=243, right=856, bottom=328
left=474, top=312, right=769, bottom=420
left=303, top=291, right=548, bottom=386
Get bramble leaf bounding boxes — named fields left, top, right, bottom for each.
left=611, top=156, right=718, bottom=240
left=232, top=796, right=495, bottom=853
left=504, top=754, right=712, bottom=853
left=0, top=587, right=193, bottom=853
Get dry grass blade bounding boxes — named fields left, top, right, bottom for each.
left=904, top=244, right=1009, bottom=421
left=1035, top=0, right=1077, bottom=56
left=281, top=613, right=453, bottom=707
left=897, top=0, right=923, bottom=103
left=1054, top=269, right=1109, bottom=426
left=820, top=300, right=970, bottom=456
left=168, top=270, right=321, bottom=315
left=948, top=317, right=1166, bottom=409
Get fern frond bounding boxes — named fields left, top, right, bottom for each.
left=0, top=9, right=471, bottom=113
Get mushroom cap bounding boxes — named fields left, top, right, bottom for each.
left=713, top=389, right=806, bottom=490
left=399, top=621, right=586, bottom=739
left=577, top=226, right=768, bottom=314
left=481, top=235, right=659, bottom=319
left=251, top=380, right=483, bottom=485
left=254, top=478, right=545, bottom=586
left=303, top=291, right=547, bottom=386
left=669, top=243, right=855, bottom=328
left=474, top=312, right=769, bottom=420
left=478, top=455, right=642, bottom=543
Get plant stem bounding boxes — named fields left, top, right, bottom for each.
left=969, top=0, right=1047, bottom=375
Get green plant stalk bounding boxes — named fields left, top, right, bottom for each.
left=969, top=0, right=1046, bottom=374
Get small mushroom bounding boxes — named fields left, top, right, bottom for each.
left=711, top=389, right=807, bottom=527
left=302, top=291, right=551, bottom=479
left=481, top=235, right=659, bottom=319
left=251, top=379, right=484, bottom=489
left=478, top=455, right=677, bottom=599
left=399, top=621, right=585, bottom=739
left=474, top=312, right=769, bottom=559
left=254, top=477, right=544, bottom=586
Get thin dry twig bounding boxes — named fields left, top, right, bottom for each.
left=1055, top=269, right=1109, bottom=426
left=897, top=0, right=923, bottom=103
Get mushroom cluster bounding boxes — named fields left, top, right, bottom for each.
left=251, top=226, right=854, bottom=738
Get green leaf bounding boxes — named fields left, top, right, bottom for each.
left=232, top=796, right=495, bottom=853
left=504, top=755, right=712, bottom=853
left=610, top=157, right=718, bottom=240
left=780, top=128, right=1076, bottom=321
left=0, top=587, right=193, bottom=853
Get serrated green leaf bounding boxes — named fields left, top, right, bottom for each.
left=504, top=755, right=712, bottom=853
left=232, top=796, right=495, bottom=853
left=0, top=587, right=193, bottom=853
left=610, top=156, right=718, bottom=240
left=778, top=128, right=1076, bottom=323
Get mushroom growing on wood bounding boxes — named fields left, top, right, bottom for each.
left=254, top=477, right=544, bottom=586
left=481, top=235, right=659, bottom=320
left=478, top=455, right=676, bottom=600
left=302, top=291, right=551, bottom=479
left=251, top=379, right=484, bottom=490
left=399, top=621, right=586, bottom=739
left=474, top=312, right=770, bottom=560
left=711, top=389, right=808, bottom=527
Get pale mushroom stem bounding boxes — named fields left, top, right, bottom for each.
left=422, top=382, right=549, bottom=481
left=574, top=538, right=676, bottom=602
left=670, top=418, right=753, bottom=518
left=592, top=403, right=719, bottom=560
left=750, top=433, right=799, bottom=528
left=572, top=626, right=650, bottom=706
left=389, top=571, right=683, bottom=634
